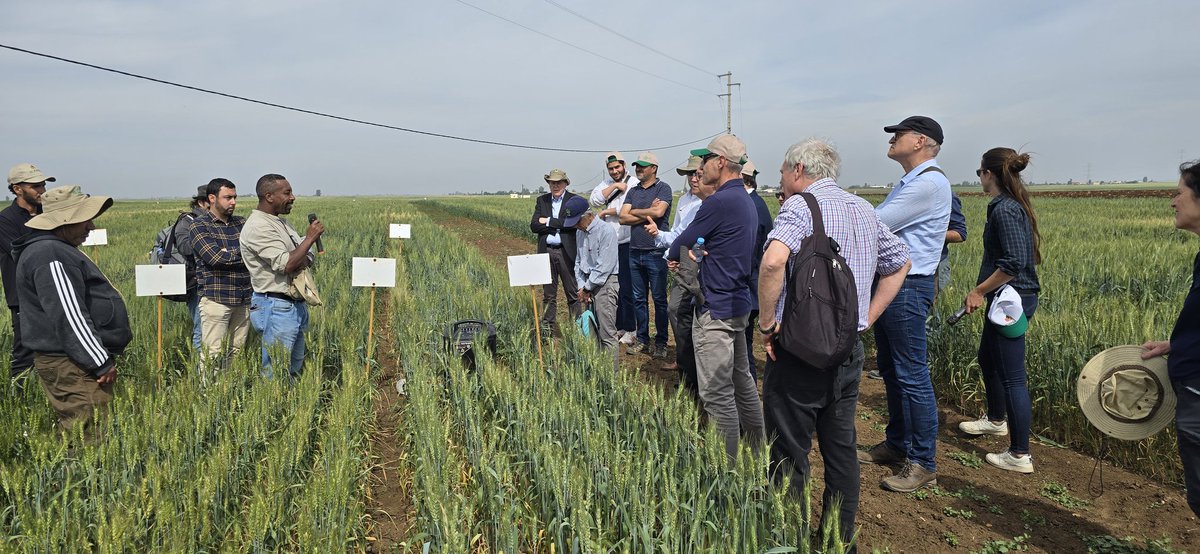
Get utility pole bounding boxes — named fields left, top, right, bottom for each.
left=716, top=72, right=740, bottom=134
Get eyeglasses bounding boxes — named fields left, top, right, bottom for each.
left=976, top=169, right=986, bottom=177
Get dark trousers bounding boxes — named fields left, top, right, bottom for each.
left=616, top=242, right=635, bottom=331
left=979, top=292, right=1038, bottom=454
left=541, top=246, right=580, bottom=327
left=673, top=291, right=698, bottom=395
left=764, top=339, right=864, bottom=551
left=9, top=306, right=34, bottom=377
left=1175, top=377, right=1200, bottom=518
left=745, top=309, right=760, bottom=381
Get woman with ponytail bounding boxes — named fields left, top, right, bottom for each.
left=957, top=147, right=1043, bottom=473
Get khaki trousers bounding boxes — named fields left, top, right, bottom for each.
left=199, top=296, right=251, bottom=371
left=34, top=353, right=113, bottom=433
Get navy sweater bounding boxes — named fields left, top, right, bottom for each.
left=668, top=179, right=756, bottom=319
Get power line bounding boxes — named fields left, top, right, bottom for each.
left=452, top=0, right=716, bottom=97
left=539, top=0, right=715, bottom=78
left=0, top=43, right=722, bottom=154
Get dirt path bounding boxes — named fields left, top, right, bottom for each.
left=365, top=241, right=415, bottom=551
left=414, top=202, right=1200, bottom=553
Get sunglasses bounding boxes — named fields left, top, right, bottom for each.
left=976, top=169, right=986, bottom=177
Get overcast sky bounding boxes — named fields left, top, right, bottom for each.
left=1, top=1, right=1196, bottom=198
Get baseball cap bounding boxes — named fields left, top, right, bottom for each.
left=631, top=152, right=659, bottom=167
left=676, top=155, right=702, bottom=175
left=605, top=151, right=625, bottom=165
left=8, top=163, right=56, bottom=186
left=883, top=115, right=944, bottom=145
left=558, top=196, right=591, bottom=227
left=741, top=159, right=758, bottom=177
left=691, top=134, right=748, bottom=164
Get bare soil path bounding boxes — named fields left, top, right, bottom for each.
left=413, top=201, right=1200, bottom=553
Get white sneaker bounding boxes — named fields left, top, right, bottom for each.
left=985, top=450, right=1034, bottom=473
left=958, top=416, right=1008, bottom=436
left=618, top=331, right=636, bottom=345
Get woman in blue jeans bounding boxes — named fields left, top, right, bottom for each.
left=958, top=147, right=1043, bottom=473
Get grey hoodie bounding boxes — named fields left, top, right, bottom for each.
left=13, top=231, right=131, bottom=377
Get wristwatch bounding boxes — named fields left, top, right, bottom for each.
left=758, top=321, right=778, bottom=335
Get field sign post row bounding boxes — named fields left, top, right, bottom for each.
left=352, top=257, right=397, bottom=375
left=507, top=254, right=552, bottom=368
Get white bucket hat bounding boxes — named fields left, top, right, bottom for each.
left=1077, top=345, right=1175, bottom=440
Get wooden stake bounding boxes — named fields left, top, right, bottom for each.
left=365, top=287, right=376, bottom=374
left=530, top=285, right=543, bottom=367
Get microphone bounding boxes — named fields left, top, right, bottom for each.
left=308, top=213, right=325, bottom=254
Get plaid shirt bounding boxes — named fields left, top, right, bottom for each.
left=189, top=212, right=251, bottom=306
left=978, top=194, right=1040, bottom=292
left=766, top=178, right=909, bottom=331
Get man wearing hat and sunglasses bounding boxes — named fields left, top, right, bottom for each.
left=532, top=169, right=582, bottom=334
left=0, top=163, right=52, bottom=385
left=12, top=185, right=130, bottom=434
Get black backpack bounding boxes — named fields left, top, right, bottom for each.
left=151, top=212, right=197, bottom=302
left=778, top=192, right=859, bottom=370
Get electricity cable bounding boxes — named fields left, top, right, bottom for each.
left=453, top=0, right=715, bottom=96
left=0, top=43, right=721, bottom=154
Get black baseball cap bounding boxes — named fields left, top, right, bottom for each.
left=883, top=115, right=944, bottom=145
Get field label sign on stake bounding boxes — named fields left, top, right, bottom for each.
left=352, top=257, right=397, bottom=288
left=135, top=264, right=186, bottom=296
left=389, top=224, right=412, bottom=239
left=82, top=229, right=108, bottom=246
left=507, top=254, right=551, bottom=287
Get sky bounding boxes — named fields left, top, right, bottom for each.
left=1, top=1, right=1197, bottom=198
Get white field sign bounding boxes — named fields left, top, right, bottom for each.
left=352, top=257, right=397, bottom=288
left=135, top=264, right=186, bottom=296
left=389, top=224, right=412, bottom=239
left=82, top=229, right=108, bottom=246
left=507, top=253, right=551, bottom=287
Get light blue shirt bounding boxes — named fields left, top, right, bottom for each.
left=575, top=216, right=619, bottom=291
left=875, top=159, right=951, bottom=275
left=657, top=195, right=702, bottom=258
left=546, top=194, right=564, bottom=246
left=675, top=190, right=700, bottom=225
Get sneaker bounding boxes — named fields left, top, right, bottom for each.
left=866, top=369, right=883, bottom=380
left=618, top=331, right=636, bottom=346
left=857, top=441, right=905, bottom=465
left=626, top=342, right=648, bottom=355
left=985, top=450, right=1034, bottom=474
left=652, top=344, right=669, bottom=359
left=881, top=462, right=938, bottom=493
left=959, top=416, right=1008, bottom=436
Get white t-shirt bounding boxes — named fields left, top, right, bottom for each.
left=589, top=176, right=632, bottom=244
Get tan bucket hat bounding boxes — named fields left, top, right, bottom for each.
left=691, top=134, right=748, bottom=164
left=544, top=169, right=570, bottom=185
left=676, top=155, right=702, bottom=175
left=26, top=185, right=113, bottom=230
left=8, top=163, right=57, bottom=185
left=1077, top=345, right=1175, bottom=440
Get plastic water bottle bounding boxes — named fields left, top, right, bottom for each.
left=691, top=237, right=706, bottom=262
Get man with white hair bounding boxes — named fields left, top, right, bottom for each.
left=668, top=134, right=765, bottom=458
left=857, top=116, right=952, bottom=493
left=758, top=138, right=910, bottom=548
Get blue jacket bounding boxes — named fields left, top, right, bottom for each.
left=668, top=179, right=756, bottom=319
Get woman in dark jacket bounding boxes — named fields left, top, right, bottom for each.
left=957, top=148, right=1043, bottom=473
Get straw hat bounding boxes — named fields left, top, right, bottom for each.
left=1077, top=345, right=1175, bottom=440
left=26, top=185, right=113, bottom=230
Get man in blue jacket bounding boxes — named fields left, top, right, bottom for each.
left=13, top=185, right=130, bottom=434
left=668, top=134, right=765, bottom=458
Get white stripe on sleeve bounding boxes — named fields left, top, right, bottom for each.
left=48, top=260, right=107, bottom=367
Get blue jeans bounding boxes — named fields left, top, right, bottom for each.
left=874, top=274, right=938, bottom=471
left=616, top=242, right=635, bottom=332
left=980, top=292, right=1037, bottom=454
left=187, top=293, right=202, bottom=351
left=249, top=293, right=309, bottom=378
left=629, top=248, right=669, bottom=346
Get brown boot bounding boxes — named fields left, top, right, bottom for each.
left=881, top=462, right=937, bottom=493
left=857, top=441, right=904, bottom=465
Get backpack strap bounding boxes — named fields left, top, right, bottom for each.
left=917, top=166, right=945, bottom=177
left=163, top=212, right=191, bottom=260
left=799, top=192, right=827, bottom=241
